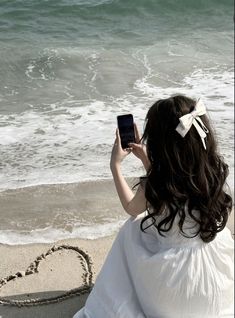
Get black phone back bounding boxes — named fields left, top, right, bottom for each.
left=117, top=114, right=135, bottom=149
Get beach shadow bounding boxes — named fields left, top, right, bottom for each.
left=0, top=290, right=90, bottom=318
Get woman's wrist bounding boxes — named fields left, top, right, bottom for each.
left=141, top=156, right=151, bottom=171
left=110, top=160, right=121, bottom=173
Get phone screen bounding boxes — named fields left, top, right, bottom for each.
left=117, top=114, right=135, bottom=149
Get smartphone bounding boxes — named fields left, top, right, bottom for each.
left=117, top=114, right=135, bottom=149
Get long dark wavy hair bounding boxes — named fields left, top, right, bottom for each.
left=140, top=95, right=232, bottom=243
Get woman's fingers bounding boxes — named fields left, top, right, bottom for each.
left=125, top=148, right=132, bottom=154
left=114, top=129, right=132, bottom=154
left=116, top=128, right=122, bottom=146
left=114, top=129, right=121, bottom=149
left=134, top=123, right=141, bottom=143
left=116, top=129, right=133, bottom=153
left=129, top=142, right=141, bottom=150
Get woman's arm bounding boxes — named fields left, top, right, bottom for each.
left=110, top=129, right=147, bottom=216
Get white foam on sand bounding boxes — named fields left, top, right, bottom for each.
left=0, top=219, right=126, bottom=245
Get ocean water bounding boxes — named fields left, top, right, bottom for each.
left=0, top=0, right=234, bottom=244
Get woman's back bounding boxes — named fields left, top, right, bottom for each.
left=74, top=211, right=234, bottom=317
left=73, top=95, right=234, bottom=318
left=128, top=214, right=233, bottom=317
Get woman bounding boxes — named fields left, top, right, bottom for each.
left=73, top=95, right=234, bottom=318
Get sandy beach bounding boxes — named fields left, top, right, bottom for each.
left=0, top=180, right=234, bottom=318
left=0, top=179, right=130, bottom=318
left=0, top=236, right=115, bottom=318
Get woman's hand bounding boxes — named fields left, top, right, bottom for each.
left=110, top=127, right=147, bottom=217
left=110, top=129, right=131, bottom=170
left=129, top=124, right=150, bottom=171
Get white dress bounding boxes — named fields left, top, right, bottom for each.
left=73, top=211, right=234, bottom=318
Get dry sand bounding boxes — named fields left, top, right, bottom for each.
left=0, top=236, right=115, bottom=318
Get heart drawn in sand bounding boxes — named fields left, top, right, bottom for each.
left=0, top=245, right=93, bottom=307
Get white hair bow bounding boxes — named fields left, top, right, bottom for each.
left=175, top=99, right=209, bottom=149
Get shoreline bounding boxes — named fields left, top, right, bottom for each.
left=0, top=178, right=138, bottom=245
